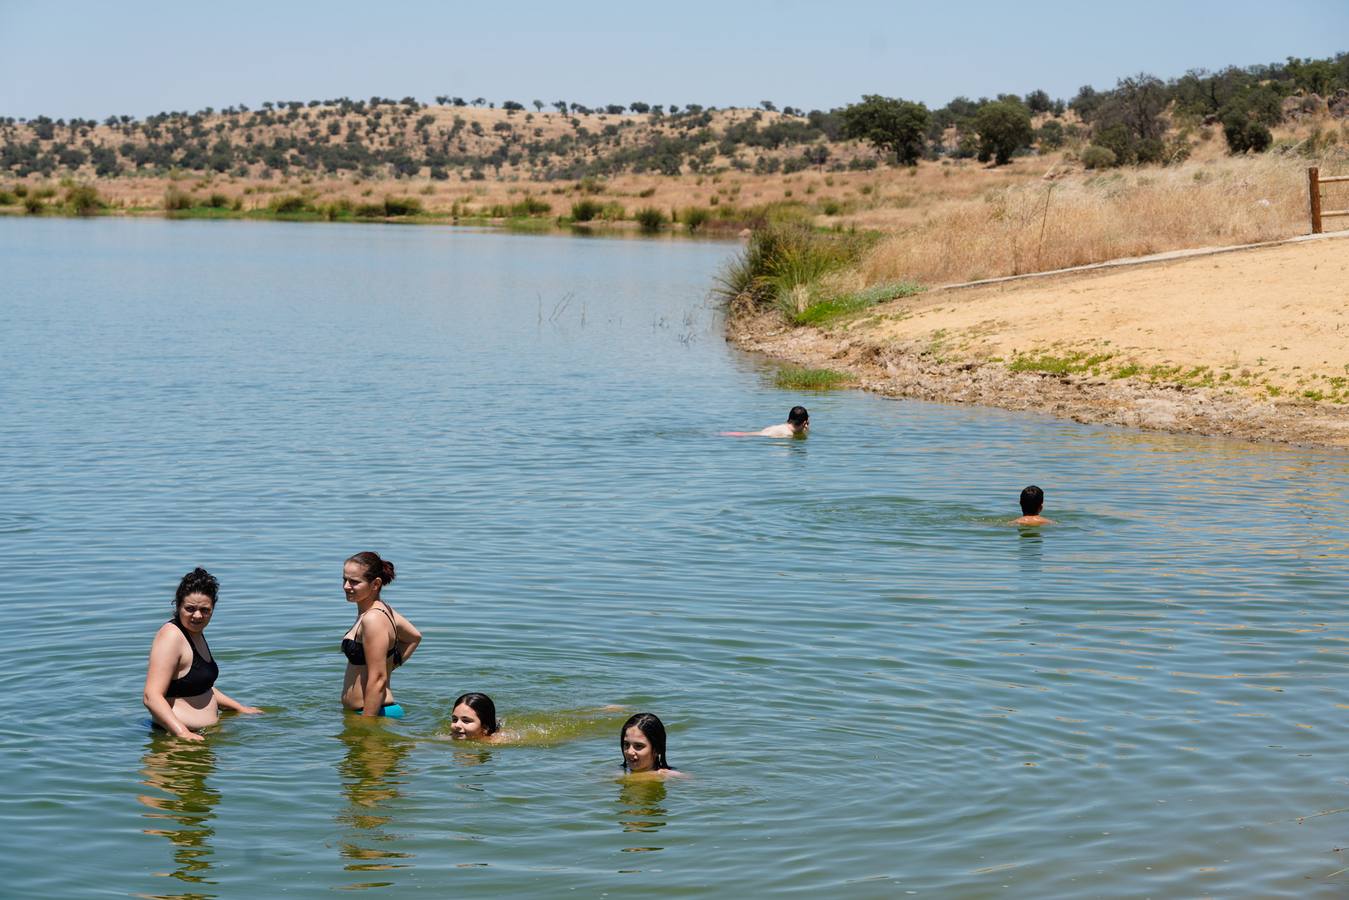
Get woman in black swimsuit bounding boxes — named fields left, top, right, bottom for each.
left=341, top=552, right=422, bottom=717
left=143, top=568, right=262, bottom=740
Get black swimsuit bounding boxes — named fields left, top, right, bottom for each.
left=341, top=605, right=401, bottom=666
left=165, top=619, right=219, bottom=698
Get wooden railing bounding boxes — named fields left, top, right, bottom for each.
left=1308, top=167, right=1349, bottom=234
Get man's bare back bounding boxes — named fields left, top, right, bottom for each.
left=721, top=406, right=809, bottom=438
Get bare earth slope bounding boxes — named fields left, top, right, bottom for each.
left=730, top=233, right=1349, bottom=448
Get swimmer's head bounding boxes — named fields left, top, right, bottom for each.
left=451, top=692, right=498, bottom=738
left=345, top=551, right=395, bottom=602
left=1019, top=485, right=1044, bottom=516
left=621, top=712, right=670, bottom=773
left=787, top=406, right=809, bottom=433
left=173, top=568, right=218, bottom=628
left=174, top=567, right=218, bottom=612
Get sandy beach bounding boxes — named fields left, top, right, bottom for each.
left=729, top=232, right=1349, bottom=448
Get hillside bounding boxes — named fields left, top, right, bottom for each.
left=2, top=53, right=1346, bottom=227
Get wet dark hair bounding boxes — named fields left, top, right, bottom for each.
left=346, top=551, right=396, bottom=587
left=1019, top=485, right=1045, bottom=516
left=787, top=406, right=809, bottom=427
left=620, top=712, right=671, bottom=771
left=452, top=692, right=498, bottom=735
left=173, top=567, right=218, bottom=611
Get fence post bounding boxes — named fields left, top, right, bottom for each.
left=1309, top=167, right=1323, bottom=234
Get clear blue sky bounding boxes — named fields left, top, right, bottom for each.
left=1, top=0, right=1344, bottom=119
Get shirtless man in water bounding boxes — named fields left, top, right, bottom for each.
left=1011, top=485, right=1054, bottom=526
left=722, top=406, right=809, bottom=438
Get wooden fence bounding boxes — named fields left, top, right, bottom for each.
left=1308, top=167, right=1349, bottom=234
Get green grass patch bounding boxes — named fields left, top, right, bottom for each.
left=269, top=194, right=312, bottom=214
left=680, top=205, right=711, bottom=232
left=792, top=280, right=925, bottom=326
left=164, top=187, right=195, bottom=211
left=571, top=199, right=603, bottom=222
left=382, top=196, right=423, bottom=216
left=773, top=366, right=852, bottom=390
left=635, top=206, right=666, bottom=232
left=166, top=206, right=238, bottom=219
left=1007, top=351, right=1115, bottom=376
left=64, top=184, right=104, bottom=216
left=503, top=216, right=553, bottom=232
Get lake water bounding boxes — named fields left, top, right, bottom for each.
left=2, top=217, right=1348, bottom=897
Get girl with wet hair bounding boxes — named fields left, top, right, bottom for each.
left=449, top=692, right=500, bottom=740
left=143, top=568, right=262, bottom=740
left=620, top=713, right=680, bottom=775
left=340, top=552, right=422, bottom=718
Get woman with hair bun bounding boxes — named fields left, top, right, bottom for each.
left=341, top=551, right=422, bottom=718
left=143, top=568, right=262, bottom=740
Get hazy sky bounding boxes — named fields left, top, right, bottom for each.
left=1, top=0, right=1344, bottom=119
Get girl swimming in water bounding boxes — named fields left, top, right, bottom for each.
left=143, top=568, right=261, bottom=740
left=620, top=713, right=680, bottom=776
left=341, top=552, right=422, bottom=718
left=449, top=692, right=502, bottom=741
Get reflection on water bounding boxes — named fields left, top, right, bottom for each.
left=1016, top=528, right=1045, bottom=577
left=448, top=744, right=495, bottom=768
left=137, top=737, right=218, bottom=897
left=616, top=777, right=669, bottom=855
left=334, top=721, right=414, bottom=889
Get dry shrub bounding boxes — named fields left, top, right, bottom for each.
left=859, top=153, right=1342, bottom=286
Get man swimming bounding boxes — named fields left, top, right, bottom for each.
left=722, top=406, right=809, bottom=438
left=1011, top=485, right=1054, bottom=526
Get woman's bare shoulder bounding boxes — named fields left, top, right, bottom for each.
left=151, top=621, right=183, bottom=643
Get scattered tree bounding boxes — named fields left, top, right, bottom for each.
left=1024, top=89, right=1052, bottom=114
left=840, top=95, right=930, bottom=165
left=974, top=100, right=1034, bottom=165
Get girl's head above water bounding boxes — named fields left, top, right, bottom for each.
left=173, top=567, right=218, bottom=613
left=620, top=712, right=671, bottom=773
left=451, top=692, right=498, bottom=739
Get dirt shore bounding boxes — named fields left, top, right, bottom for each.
left=728, top=233, right=1349, bottom=449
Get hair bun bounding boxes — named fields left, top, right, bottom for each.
left=381, top=560, right=396, bottom=584
left=175, top=567, right=219, bottom=605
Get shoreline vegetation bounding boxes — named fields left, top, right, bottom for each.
left=722, top=228, right=1349, bottom=449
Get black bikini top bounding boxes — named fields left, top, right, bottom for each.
left=341, top=604, right=401, bottom=666
left=165, top=619, right=219, bottom=698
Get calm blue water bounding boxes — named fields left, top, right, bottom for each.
left=2, top=217, right=1347, bottom=897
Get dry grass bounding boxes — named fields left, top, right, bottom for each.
left=857, top=144, right=1349, bottom=287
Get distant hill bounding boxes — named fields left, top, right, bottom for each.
left=0, top=101, right=873, bottom=183
left=1, top=53, right=1344, bottom=183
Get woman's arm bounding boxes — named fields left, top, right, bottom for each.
left=360, top=611, right=393, bottom=717
left=212, top=688, right=262, bottom=715
left=393, top=611, right=422, bottom=666
left=143, top=626, right=202, bottom=741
